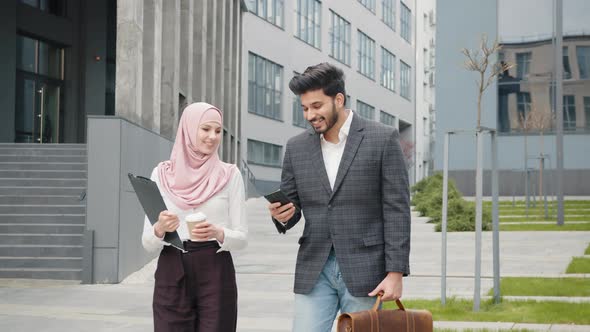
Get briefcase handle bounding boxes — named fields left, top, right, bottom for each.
left=372, top=293, right=406, bottom=311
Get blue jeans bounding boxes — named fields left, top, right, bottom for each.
left=293, top=249, right=377, bottom=332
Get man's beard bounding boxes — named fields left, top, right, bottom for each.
left=312, top=102, right=339, bottom=134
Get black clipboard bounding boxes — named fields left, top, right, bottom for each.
left=128, top=173, right=185, bottom=252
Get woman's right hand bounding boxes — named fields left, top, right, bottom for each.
left=154, top=210, right=179, bottom=238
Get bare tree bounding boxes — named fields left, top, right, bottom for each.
left=461, top=34, right=514, bottom=128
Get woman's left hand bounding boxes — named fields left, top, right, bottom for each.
left=191, top=222, right=224, bottom=242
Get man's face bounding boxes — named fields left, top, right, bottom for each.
left=300, top=89, right=341, bottom=134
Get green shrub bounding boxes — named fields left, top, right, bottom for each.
left=412, top=173, right=491, bottom=232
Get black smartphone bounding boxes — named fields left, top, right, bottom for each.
left=264, top=189, right=299, bottom=210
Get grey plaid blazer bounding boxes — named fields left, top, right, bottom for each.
left=273, top=114, right=411, bottom=297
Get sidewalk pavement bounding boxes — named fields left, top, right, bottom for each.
left=0, top=197, right=588, bottom=331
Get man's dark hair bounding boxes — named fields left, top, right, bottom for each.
left=289, top=63, right=347, bottom=105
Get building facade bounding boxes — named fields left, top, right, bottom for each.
left=435, top=0, right=589, bottom=195
left=241, top=0, right=419, bottom=192
left=1, top=0, right=243, bottom=161
left=414, top=0, right=437, bottom=183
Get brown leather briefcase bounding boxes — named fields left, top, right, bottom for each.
left=337, top=295, right=433, bottom=332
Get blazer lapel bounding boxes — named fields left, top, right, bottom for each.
left=309, top=131, right=333, bottom=196
left=330, top=115, right=365, bottom=201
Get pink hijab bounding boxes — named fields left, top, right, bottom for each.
left=157, top=102, right=235, bottom=210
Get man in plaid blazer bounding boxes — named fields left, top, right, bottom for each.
left=268, top=63, right=411, bottom=332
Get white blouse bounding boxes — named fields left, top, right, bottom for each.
left=141, top=165, right=248, bottom=253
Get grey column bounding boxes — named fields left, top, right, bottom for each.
left=206, top=0, right=217, bottom=104
left=115, top=0, right=143, bottom=125
left=83, top=0, right=107, bottom=117
left=142, top=0, right=162, bottom=132
left=234, top=0, right=243, bottom=164
left=0, top=0, right=16, bottom=142
left=192, top=0, right=208, bottom=102
left=180, top=0, right=194, bottom=104
left=160, top=0, right=181, bottom=139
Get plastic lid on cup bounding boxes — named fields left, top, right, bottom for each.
left=186, top=212, right=207, bottom=222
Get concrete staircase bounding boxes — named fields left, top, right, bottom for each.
left=0, top=143, right=87, bottom=280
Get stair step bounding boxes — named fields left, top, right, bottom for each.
left=0, top=256, right=82, bottom=269
left=0, top=143, right=85, bottom=149
left=0, top=187, right=86, bottom=196
left=0, top=155, right=86, bottom=163
left=0, top=214, right=85, bottom=224
left=0, top=234, right=84, bottom=246
left=0, top=195, right=84, bottom=205
left=0, top=223, right=84, bottom=234
left=0, top=170, right=86, bottom=179
left=0, top=244, right=83, bottom=257
left=0, top=162, right=86, bottom=171
left=0, top=267, right=82, bottom=280
left=0, top=148, right=86, bottom=156
left=0, top=178, right=87, bottom=187
left=0, top=205, right=85, bottom=215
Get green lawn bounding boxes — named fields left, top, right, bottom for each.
left=585, top=244, right=590, bottom=255
left=483, top=200, right=590, bottom=207
left=566, top=257, right=590, bottom=274
left=383, top=298, right=590, bottom=325
left=499, top=223, right=590, bottom=231
left=488, top=277, right=590, bottom=297
left=499, top=216, right=590, bottom=222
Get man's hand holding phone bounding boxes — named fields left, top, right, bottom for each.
left=268, top=201, right=296, bottom=223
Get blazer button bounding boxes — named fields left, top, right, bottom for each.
left=328, top=204, right=332, bottom=210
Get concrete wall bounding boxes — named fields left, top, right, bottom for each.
left=86, top=116, right=172, bottom=283
left=116, top=0, right=244, bottom=165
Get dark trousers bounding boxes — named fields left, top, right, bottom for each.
left=153, top=241, right=237, bottom=332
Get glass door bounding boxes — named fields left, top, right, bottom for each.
left=15, top=74, right=62, bottom=143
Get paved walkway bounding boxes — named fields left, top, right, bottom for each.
left=0, top=197, right=588, bottom=331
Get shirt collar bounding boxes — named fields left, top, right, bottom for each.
left=321, top=110, right=354, bottom=143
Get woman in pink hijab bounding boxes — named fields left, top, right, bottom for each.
left=141, top=102, right=248, bottom=332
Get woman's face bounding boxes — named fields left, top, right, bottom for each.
left=196, top=121, right=222, bottom=155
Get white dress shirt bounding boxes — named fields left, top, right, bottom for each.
left=321, top=110, right=354, bottom=189
left=141, top=166, right=248, bottom=253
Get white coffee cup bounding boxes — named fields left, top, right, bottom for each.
left=185, top=212, right=207, bottom=241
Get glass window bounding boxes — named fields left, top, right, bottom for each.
left=516, top=52, right=532, bottom=79
left=356, top=100, right=375, bottom=120
left=380, top=111, right=396, bottom=127
left=247, top=139, right=283, bottom=167
left=584, top=96, right=590, bottom=128
left=358, top=0, right=376, bottom=13
left=563, top=95, right=576, bottom=130
left=295, top=0, right=321, bottom=48
left=563, top=46, right=572, bottom=79
left=248, top=52, right=283, bottom=120
left=577, top=46, right=590, bottom=79
left=20, top=0, right=66, bottom=17
left=381, top=47, right=396, bottom=91
left=400, top=61, right=411, bottom=99
left=247, top=0, right=284, bottom=27
left=382, top=0, right=396, bottom=30
left=517, top=92, right=532, bottom=127
left=329, top=10, right=351, bottom=65
left=17, top=35, right=64, bottom=80
left=400, top=2, right=411, bottom=43
left=357, top=30, right=375, bottom=79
